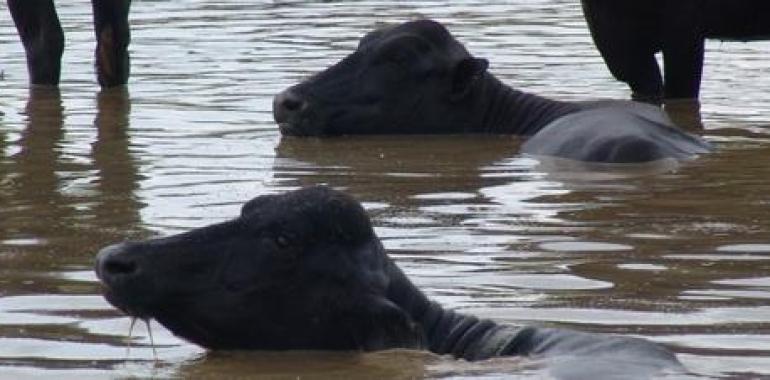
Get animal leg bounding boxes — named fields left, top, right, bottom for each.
left=7, top=0, right=65, bottom=86
left=625, top=55, right=664, bottom=104
left=662, top=38, right=705, bottom=100
left=581, top=0, right=664, bottom=103
left=661, top=1, right=705, bottom=100
left=91, top=0, right=131, bottom=87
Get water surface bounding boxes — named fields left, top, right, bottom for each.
left=1, top=1, right=769, bottom=378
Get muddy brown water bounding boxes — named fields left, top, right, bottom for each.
left=1, top=1, right=769, bottom=378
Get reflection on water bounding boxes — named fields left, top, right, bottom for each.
left=1, top=0, right=770, bottom=378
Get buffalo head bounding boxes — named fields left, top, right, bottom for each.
left=95, top=186, right=422, bottom=350
left=273, top=19, right=489, bottom=136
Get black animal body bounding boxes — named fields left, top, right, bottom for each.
left=7, top=0, right=131, bottom=87
left=273, top=19, right=711, bottom=163
left=95, top=186, right=683, bottom=377
left=581, top=0, right=770, bottom=101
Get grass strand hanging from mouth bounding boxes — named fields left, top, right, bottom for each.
left=145, top=318, right=158, bottom=361
left=125, top=317, right=137, bottom=358
left=123, top=317, right=159, bottom=362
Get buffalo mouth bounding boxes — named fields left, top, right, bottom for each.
left=98, top=281, right=212, bottom=346
left=277, top=121, right=310, bottom=136
left=102, top=286, right=153, bottom=320
left=96, top=276, right=155, bottom=320
left=278, top=121, right=341, bottom=137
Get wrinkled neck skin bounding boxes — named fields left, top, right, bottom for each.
left=386, top=259, right=519, bottom=361
left=384, top=250, right=682, bottom=373
left=475, top=73, right=582, bottom=136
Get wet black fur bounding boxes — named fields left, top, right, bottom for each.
left=96, top=186, right=683, bottom=376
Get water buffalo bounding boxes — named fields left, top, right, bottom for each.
left=581, top=0, right=770, bottom=101
left=7, top=0, right=131, bottom=87
left=273, top=19, right=711, bottom=163
left=95, top=186, right=684, bottom=377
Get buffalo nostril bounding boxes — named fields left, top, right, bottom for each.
left=95, top=242, right=140, bottom=281
left=282, top=96, right=303, bottom=111
left=104, top=259, right=137, bottom=275
left=273, top=90, right=306, bottom=122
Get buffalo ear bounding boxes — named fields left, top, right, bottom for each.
left=346, top=297, right=423, bottom=351
left=450, top=57, right=488, bottom=101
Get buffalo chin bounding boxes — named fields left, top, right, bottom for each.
left=277, top=122, right=305, bottom=136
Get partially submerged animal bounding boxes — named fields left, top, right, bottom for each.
left=96, top=186, right=682, bottom=377
left=273, top=19, right=711, bottom=163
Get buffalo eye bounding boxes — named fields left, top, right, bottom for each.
left=387, top=49, right=415, bottom=67
left=274, top=233, right=291, bottom=248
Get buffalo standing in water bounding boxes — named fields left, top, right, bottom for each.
left=273, top=19, right=711, bottom=163
left=581, top=0, right=770, bottom=101
left=96, top=186, right=684, bottom=378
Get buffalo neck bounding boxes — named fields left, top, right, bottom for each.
left=476, top=74, right=581, bottom=135
left=386, top=259, right=522, bottom=360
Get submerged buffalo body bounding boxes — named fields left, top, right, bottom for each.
left=96, top=186, right=683, bottom=376
left=581, top=0, right=770, bottom=101
left=273, top=19, right=711, bottom=163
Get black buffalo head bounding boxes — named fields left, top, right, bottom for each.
left=273, top=19, right=489, bottom=136
left=95, top=186, right=423, bottom=350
